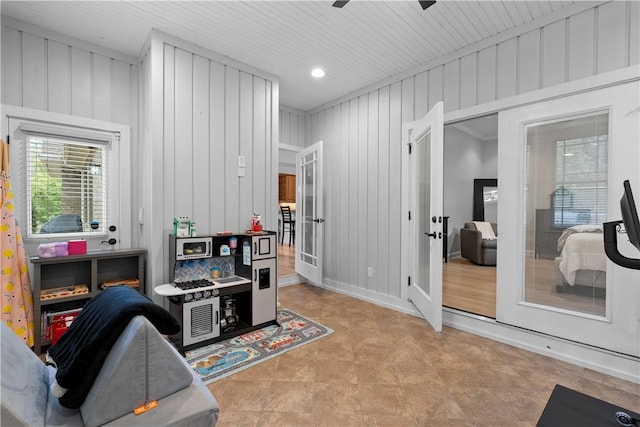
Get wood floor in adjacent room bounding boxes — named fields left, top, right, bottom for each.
left=278, top=243, right=295, bottom=278
left=206, top=283, right=639, bottom=427
left=443, top=257, right=496, bottom=318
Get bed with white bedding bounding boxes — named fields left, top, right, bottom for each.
left=554, top=225, right=606, bottom=296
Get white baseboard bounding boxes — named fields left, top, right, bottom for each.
left=277, top=274, right=304, bottom=287
left=443, top=309, right=640, bottom=384
left=309, top=279, right=640, bottom=384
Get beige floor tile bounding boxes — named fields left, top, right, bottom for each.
left=206, top=283, right=640, bottom=426
left=255, top=411, right=315, bottom=427
left=357, top=384, right=413, bottom=416
left=262, top=381, right=314, bottom=413
left=311, top=382, right=363, bottom=415
left=313, top=413, right=364, bottom=427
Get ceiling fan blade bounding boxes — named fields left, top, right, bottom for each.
left=418, top=1, right=436, bottom=10
left=332, top=0, right=349, bottom=8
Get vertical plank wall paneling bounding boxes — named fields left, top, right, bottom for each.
left=388, top=81, right=402, bottom=299
left=162, top=43, right=177, bottom=249
left=443, top=61, right=460, bottom=112
left=377, top=86, right=390, bottom=296
left=630, top=1, right=640, bottom=66
left=47, top=40, right=71, bottom=114
left=348, top=98, right=359, bottom=289
left=279, top=106, right=306, bottom=147
left=192, top=54, right=211, bottom=225
left=477, top=46, right=497, bottom=104
left=70, top=48, right=92, bottom=118
left=366, top=91, right=379, bottom=293
left=459, top=54, right=477, bottom=109
left=2, top=25, right=22, bottom=106
left=541, top=20, right=566, bottom=89
left=568, top=9, right=595, bottom=81
left=517, top=29, right=541, bottom=94
left=1, top=25, right=137, bottom=124
left=143, top=37, right=277, bottom=289
left=309, top=2, right=639, bottom=304
left=209, top=61, right=226, bottom=230
left=253, top=77, right=268, bottom=222
left=1, top=22, right=139, bottom=247
left=92, top=54, right=112, bottom=121
left=596, top=1, right=628, bottom=74
left=357, top=94, right=369, bottom=290
left=21, top=32, right=46, bottom=111
left=224, top=67, right=241, bottom=231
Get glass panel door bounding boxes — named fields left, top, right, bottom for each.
left=525, top=113, right=608, bottom=316
left=497, top=82, right=639, bottom=356
left=403, top=102, right=444, bottom=332
left=295, top=141, right=324, bottom=284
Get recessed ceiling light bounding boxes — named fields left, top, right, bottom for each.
left=311, top=68, right=325, bottom=78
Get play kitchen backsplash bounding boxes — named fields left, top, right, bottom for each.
left=173, top=257, right=235, bottom=282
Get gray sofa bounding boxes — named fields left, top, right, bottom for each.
left=460, top=222, right=498, bottom=266
left=1, top=315, right=219, bottom=427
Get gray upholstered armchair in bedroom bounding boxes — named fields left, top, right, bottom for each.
left=460, top=222, right=498, bottom=266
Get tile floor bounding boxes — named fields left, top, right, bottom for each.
left=207, top=283, right=640, bottom=426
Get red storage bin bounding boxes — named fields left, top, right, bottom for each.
left=50, top=311, right=81, bottom=345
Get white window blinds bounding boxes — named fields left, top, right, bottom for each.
left=24, top=130, right=111, bottom=236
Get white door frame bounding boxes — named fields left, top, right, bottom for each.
left=401, top=102, right=444, bottom=332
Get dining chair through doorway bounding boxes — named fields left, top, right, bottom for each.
left=280, top=206, right=295, bottom=246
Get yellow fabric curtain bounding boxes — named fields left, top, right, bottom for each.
left=1, top=139, right=35, bottom=346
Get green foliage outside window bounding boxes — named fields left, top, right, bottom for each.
left=30, top=157, right=62, bottom=233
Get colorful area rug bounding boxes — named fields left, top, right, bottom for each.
left=184, top=309, right=333, bottom=384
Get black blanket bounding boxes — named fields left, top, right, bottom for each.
left=48, top=286, right=180, bottom=409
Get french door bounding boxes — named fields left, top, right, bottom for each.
left=497, top=82, right=640, bottom=356
left=295, top=140, right=324, bottom=284
left=402, top=102, right=444, bottom=332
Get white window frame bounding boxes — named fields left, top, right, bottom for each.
left=2, top=106, right=132, bottom=251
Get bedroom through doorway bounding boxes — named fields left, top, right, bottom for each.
left=443, top=114, right=498, bottom=318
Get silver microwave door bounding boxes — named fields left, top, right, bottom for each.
left=176, top=237, right=212, bottom=260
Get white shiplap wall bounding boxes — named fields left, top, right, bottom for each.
left=279, top=105, right=306, bottom=148
left=279, top=106, right=306, bottom=174
left=1, top=18, right=138, bottom=125
left=309, top=1, right=639, bottom=306
left=140, top=31, right=279, bottom=299
left=1, top=18, right=141, bottom=246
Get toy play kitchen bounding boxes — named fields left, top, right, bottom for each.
left=155, top=226, right=277, bottom=351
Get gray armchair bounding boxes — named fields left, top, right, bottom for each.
left=460, top=222, right=497, bottom=266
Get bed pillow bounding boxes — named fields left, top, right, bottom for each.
left=557, top=225, right=602, bottom=252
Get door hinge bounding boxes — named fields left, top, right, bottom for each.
left=408, top=210, right=411, bottom=220
left=408, top=142, right=412, bottom=154
left=408, top=276, right=411, bottom=287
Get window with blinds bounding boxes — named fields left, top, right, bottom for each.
left=553, top=119, right=608, bottom=228
left=27, top=135, right=108, bottom=236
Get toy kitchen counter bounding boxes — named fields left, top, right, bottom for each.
left=155, top=231, right=277, bottom=351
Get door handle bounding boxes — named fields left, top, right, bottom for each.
left=312, top=218, right=325, bottom=223
left=425, top=232, right=437, bottom=239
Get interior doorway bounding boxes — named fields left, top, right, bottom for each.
left=278, top=172, right=296, bottom=279
left=442, top=113, right=498, bottom=318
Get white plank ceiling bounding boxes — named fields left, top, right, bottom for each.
left=1, top=1, right=577, bottom=112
